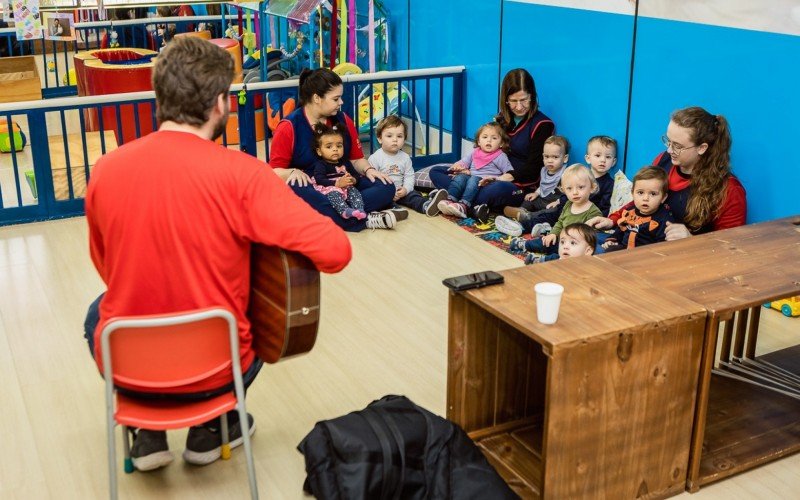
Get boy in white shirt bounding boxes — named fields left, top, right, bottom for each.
left=368, top=115, right=446, bottom=217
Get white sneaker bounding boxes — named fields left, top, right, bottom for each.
left=366, top=210, right=396, bottom=230
left=531, top=223, right=552, bottom=237
left=494, top=216, right=523, bottom=237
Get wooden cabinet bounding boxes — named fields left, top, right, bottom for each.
left=447, top=258, right=706, bottom=499
left=600, top=216, right=800, bottom=491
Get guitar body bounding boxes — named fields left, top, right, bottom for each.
left=248, top=245, right=321, bottom=364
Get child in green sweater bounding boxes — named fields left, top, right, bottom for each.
left=510, top=164, right=601, bottom=264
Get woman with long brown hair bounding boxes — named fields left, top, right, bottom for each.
left=590, top=106, right=746, bottom=239
left=427, top=68, right=555, bottom=221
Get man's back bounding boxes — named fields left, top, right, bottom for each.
left=86, top=130, right=351, bottom=392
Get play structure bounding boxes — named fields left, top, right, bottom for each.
left=73, top=48, right=158, bottom=145
left=357, top=80, right=426, bottom=153
left=225, top=0, right=415, bottom=138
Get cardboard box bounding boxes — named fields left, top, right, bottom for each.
left=0, top=56, right=42, bottom=103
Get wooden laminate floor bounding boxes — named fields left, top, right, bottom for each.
left=0, top=213, right=798, bottom=499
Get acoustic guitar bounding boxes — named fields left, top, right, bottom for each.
left=248, top=245, right=321, bottom=364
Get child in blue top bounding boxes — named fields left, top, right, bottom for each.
left=519, top=135, right=570, bottom=212
left=602, top=166, right=674, bottom=251
left=497, top=135, right=617, bottom=235
left=310, top=124, right=366, bottom=220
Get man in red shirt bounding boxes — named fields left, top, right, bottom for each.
left=84, top=37, right=351, bottom=471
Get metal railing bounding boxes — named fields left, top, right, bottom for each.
left=1, top=15, right=232, bottom=98
left=0, top=66, right=464, bottom=226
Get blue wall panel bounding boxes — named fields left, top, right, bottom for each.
left=501, top=3, right=633, bottom=166
left=381, top=0, right=799, bottom=222
left=408, top=0, right=501, bottom=137
left=628, top=18, right=800, bottom=222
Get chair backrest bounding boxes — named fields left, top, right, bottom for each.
left=100, top=308, right=239, bottom=390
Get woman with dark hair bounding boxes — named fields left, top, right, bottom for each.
left=428, top=68, right=555, bottom=219
left=589, top=106, right=746, bottom=239
left=270, top=68, right=397, bottom=230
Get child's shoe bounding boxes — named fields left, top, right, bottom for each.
left=366, top=211, right=396, bottom=230
left=472, top=204, right=490, bottom=223
left=494, top=216, right=523, bottom=237
left=423, top=189, right=448, bottom=217
left=438, top=200, right=468, bottom=218
left=509, top=237, right=527, bottom=253
left=390, top=206, right=409, bottom=221
left=531, top=223, right=552, bottom=237
left=503, top=206, right=530, bottom=221
left=524, top=253, right=545, bottom=265
left=342, top=208, right=366, bottom=220
left=449, top=201, right=468, bottom=218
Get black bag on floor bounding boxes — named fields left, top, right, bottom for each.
left=297, top=395, right=517, bottom=499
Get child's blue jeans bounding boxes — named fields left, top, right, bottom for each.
left=447, top=174, right=481, bottom=207
left=524, top=236, right=560, bottom=256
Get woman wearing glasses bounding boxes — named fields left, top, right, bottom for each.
left=590, top=106, right=746, bottom=240
left=427, top=68, right=555, bottom=220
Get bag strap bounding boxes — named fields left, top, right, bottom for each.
left=375, top=410, right=407, bottom=500
left=362, top=409, right=399, bottom=500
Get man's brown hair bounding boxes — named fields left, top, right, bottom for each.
left=152, top=37, right=234, bottom=126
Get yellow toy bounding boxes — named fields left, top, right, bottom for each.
left=764, top=296, right=800, bottom=317
left=62, top=68, right=77, bottom=86
left=0, top=121, right=27, bottom=153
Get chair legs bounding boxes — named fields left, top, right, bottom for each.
left=122, top=426, right=134, bottom=473
left=106, top=407, right=119, bottom=500
left=221, top=414, right=231, bottom=460
left=237, top=402, right=259, bottom=499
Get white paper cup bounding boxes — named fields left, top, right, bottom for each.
left=534, top=282, right=564, bottom=324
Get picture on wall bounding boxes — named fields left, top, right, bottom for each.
left=43, top=11, right=74, bottom=40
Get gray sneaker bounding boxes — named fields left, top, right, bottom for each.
left=130, top=429, right=174, bottom=471
left=183, top=414, right=256, bottom=466
left=423, top=189, right=449, bottom=217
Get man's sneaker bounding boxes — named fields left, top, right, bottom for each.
left=503, top=206, right=530, bottom=221
left=509, top=237, right=528, bottom=253
left=130, top=429, right=174, bottom=472
left=531, top=223, right=552, bottom=237
left=423, top=189, right=449, bottom=217
left=472, top=204, right=490, bottom=223
left=183, top=414, right=256, bottom=466
left=366, top=210, right=396, bottom=230
left=494, top=216, right=523, bottom=237
left=390, top=206, right=409, bottom=221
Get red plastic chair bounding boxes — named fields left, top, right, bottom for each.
left=101, top=308, right=258, bottom=499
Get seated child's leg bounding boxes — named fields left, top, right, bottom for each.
left=398, top=191, right=427, bottom=213
left=447, top=174, right=469, bottom=201
left=594, top=232, right=612, bottom=255
left=529, top=193, right=559, bottom=212
left=459, top=175, right=482, bottom=207
left=326, top=191, right=349, bottom=218
left=520, top=206, right=560, bottom=232
left=524, top=237, right=559, bottom=255
left=346, top=186, right=365, bottom=211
